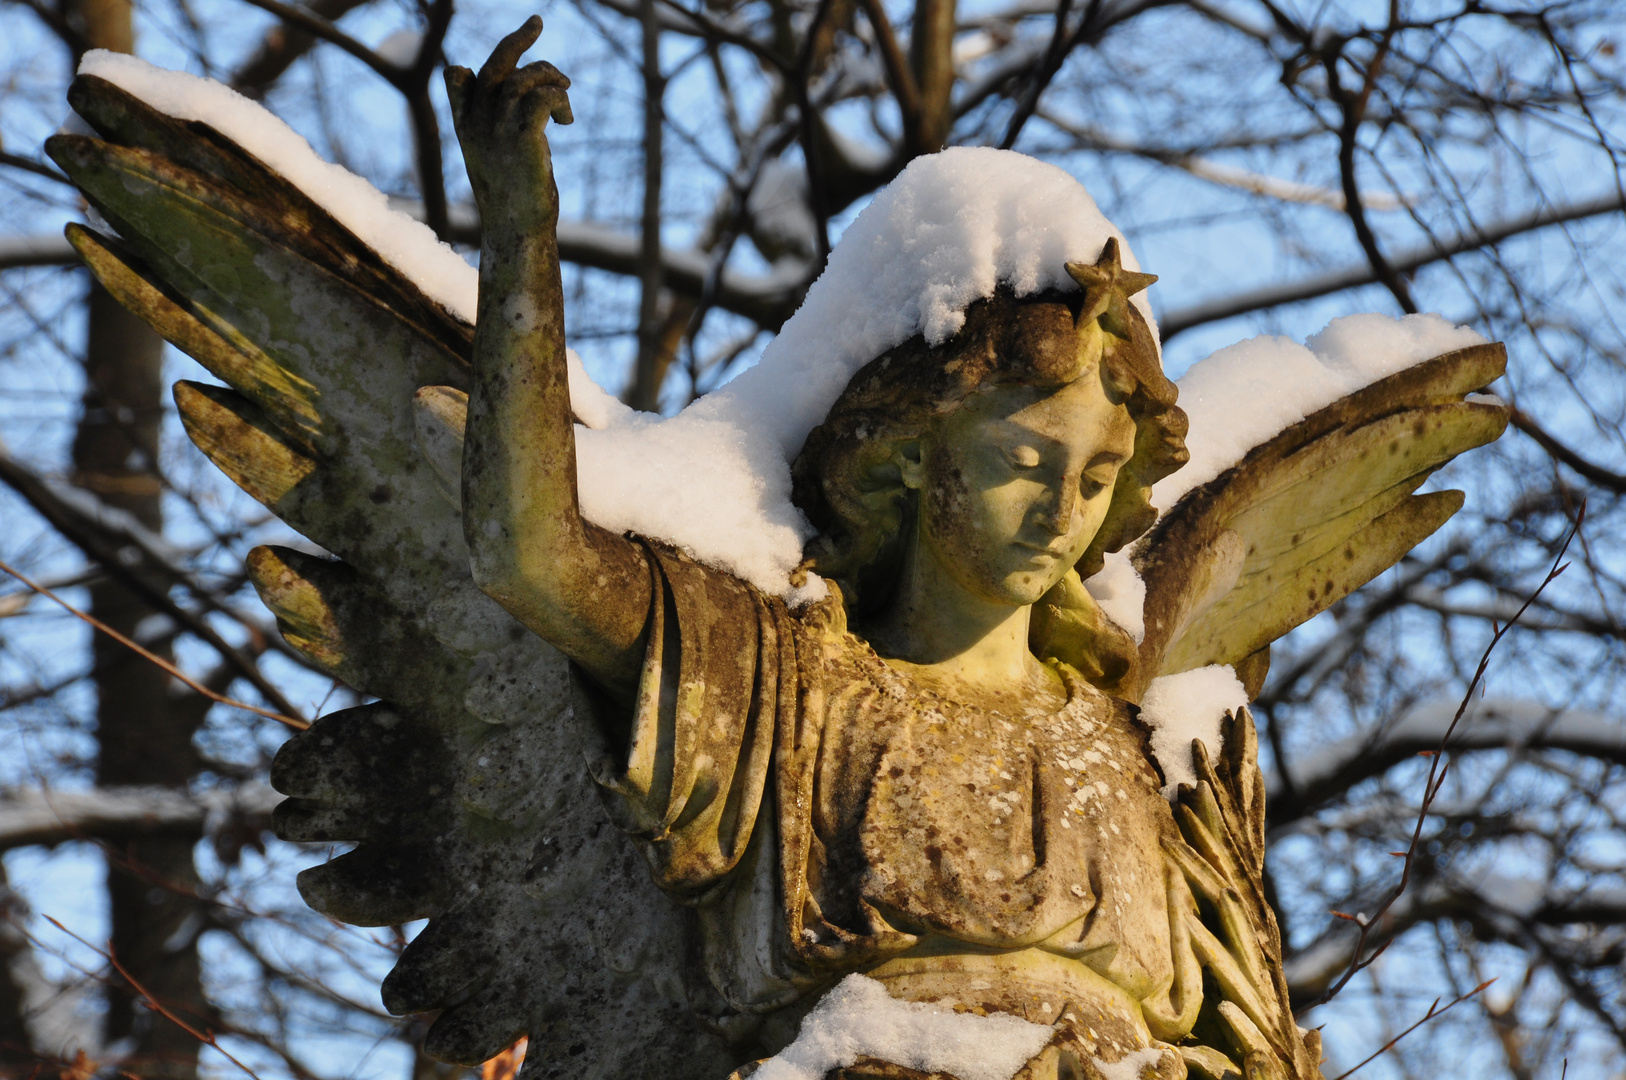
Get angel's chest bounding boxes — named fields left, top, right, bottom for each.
left=812, top=676, right=1166, bottom=905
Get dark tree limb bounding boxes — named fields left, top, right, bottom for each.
left=1159, top=191, right=1626, bottom=337
left=1511, top=408, right=1626, bottom=495
left=0, top=451, right=308, bottom=721
left=236, top=0, right=407, bottom=82
left=855, top=0, right=923, bottom=150
left=629, top=0, right=668, bottom=410
left=230, top=0, right=376, bottom=96
left=1324, top=5, right=1417, bottom=315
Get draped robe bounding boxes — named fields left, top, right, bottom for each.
left=577, top=543, right=1208, bottom=1076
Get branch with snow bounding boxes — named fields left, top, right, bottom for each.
left=1285, top=870, right=1626, bottom=1006
left=1266, top=697, right=1626, bottom=825
left=0, top=783, right=280, bottom=851
left=0, top=449, right=310, bottom=717
left=1160, top=191, right=1626, bottom=338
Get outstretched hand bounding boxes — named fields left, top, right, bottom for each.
left=446, top=16, right=573, bottom=216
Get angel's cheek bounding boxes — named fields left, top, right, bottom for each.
left=922, top=463, right=1007, bottom=588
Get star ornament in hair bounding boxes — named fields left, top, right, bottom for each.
left=1066, top=237, right=1158, bottom=341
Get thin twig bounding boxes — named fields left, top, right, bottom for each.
left=998, top=0, right=1080, bottom=149
left=0, top=450, right=309, bottom=716
left=0, top=151, right=71, bottom=185
left=1160, top=190, right=1626, bottom=338
left=855, top=0, right=922, bottom=145
left=0, top=558, right=308, bottom=730
left=1311, top=503, right=1585, bottom=1005
left=42, top=917, right=267, bottom=1080
left=1324, top=4, right=1417, bottom=314
left=791, top=0, right=838, bottom=266
left=1329, top=979, right=1494, bottom=1079
left=1511, top=409, right=1626, bottom=494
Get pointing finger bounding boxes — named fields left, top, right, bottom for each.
left=479, top=15, right=543, bottom=83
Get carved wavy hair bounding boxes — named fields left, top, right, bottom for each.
left=790, top=284, right=1189, bottom=674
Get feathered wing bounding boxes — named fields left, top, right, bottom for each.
left=1132, top=343, right=1510, bottom=700
left=1127, top=344, right=1508, bottom=1079
left=48, top=75, right=735, bottom=1075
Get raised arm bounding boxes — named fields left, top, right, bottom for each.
left=448, top=19, right=651, bottom=697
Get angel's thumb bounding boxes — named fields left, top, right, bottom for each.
left=444, top=66, right=473, bottom=113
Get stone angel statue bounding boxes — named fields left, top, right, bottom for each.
left=48, top=20, right=1509, bottom=1080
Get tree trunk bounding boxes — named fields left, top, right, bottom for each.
left=0, top=865, right=39, bottom=1072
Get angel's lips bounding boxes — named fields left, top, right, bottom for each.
left=1013, top=540, right=1072, bottom=563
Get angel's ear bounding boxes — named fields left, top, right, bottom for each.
left=893, top=439, right=924, bottom=490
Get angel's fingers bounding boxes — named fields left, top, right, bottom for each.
left=479, top=15, right=543, bottom=83
left=518, top=84, right=574, bottom=126
left=518, top=59, right=571, bottom=88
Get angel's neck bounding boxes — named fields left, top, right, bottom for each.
left=860, top=527, right=1056, bottom=703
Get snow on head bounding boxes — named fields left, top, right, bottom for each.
left=583, top=148, right=1151, bottom=596
left=77, top=51, right=480, bottom=322
left=702, top=147, right=1155, bottom=458
left=1138, top=665, right=1248, bottom=798
left=750, top=974, right=1053, bottom=1080
left=1155, top=313, right=1488, bottom=512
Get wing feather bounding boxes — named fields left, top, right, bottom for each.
left=65, top=75, right=474, bottom=364
left=1136, top=344, right=1509, bottom=694
left=69, top=225, right=325, bottom=451
left=51, top=72, right=774, bottom=1075
left=173, top=381, right=317, bottom=507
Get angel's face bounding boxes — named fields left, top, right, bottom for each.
left=910, top=370, right=1136, bottom=608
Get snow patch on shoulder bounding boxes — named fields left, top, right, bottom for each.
left=751, top=974, right=1053, bottom=1080
left=1156, top=313, right=1488, bottom=512
left=78, top=51, right=481, bottom=322
left=1083, top=550, right=1145, bottom=644
left=1139, top=665, right=1248, bottom=798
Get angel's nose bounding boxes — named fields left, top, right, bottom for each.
left=1035, top=481, right=1079, bottom=536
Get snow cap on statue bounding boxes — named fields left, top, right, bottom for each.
left=698, top=146, right=1160, bottom=464
left=570, top=148, right=1160, bottom=603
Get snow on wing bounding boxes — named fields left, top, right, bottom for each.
left=1132, top=343, right=1510, bottom=699
left=46, top=75, right=728, bottom=1074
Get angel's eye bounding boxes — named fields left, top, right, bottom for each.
left=1080, top=468, right=1117, bottom=499
left=1004, top=445, right=1042, bottom=469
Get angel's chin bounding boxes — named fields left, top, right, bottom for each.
left=986, top=567, right=1063, bottom=608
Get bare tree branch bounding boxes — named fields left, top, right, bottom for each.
left=0, top=451, right=310, bottom=720
left=1511, top=408, right=1626, bottom=495
left=1160, top=192, right=1626, bottom=337
left=0, top=784, right=279, bottom=852
left=230, top=0, right=375, bottom=96
left=1267, top=697, right=1626, bottom=827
